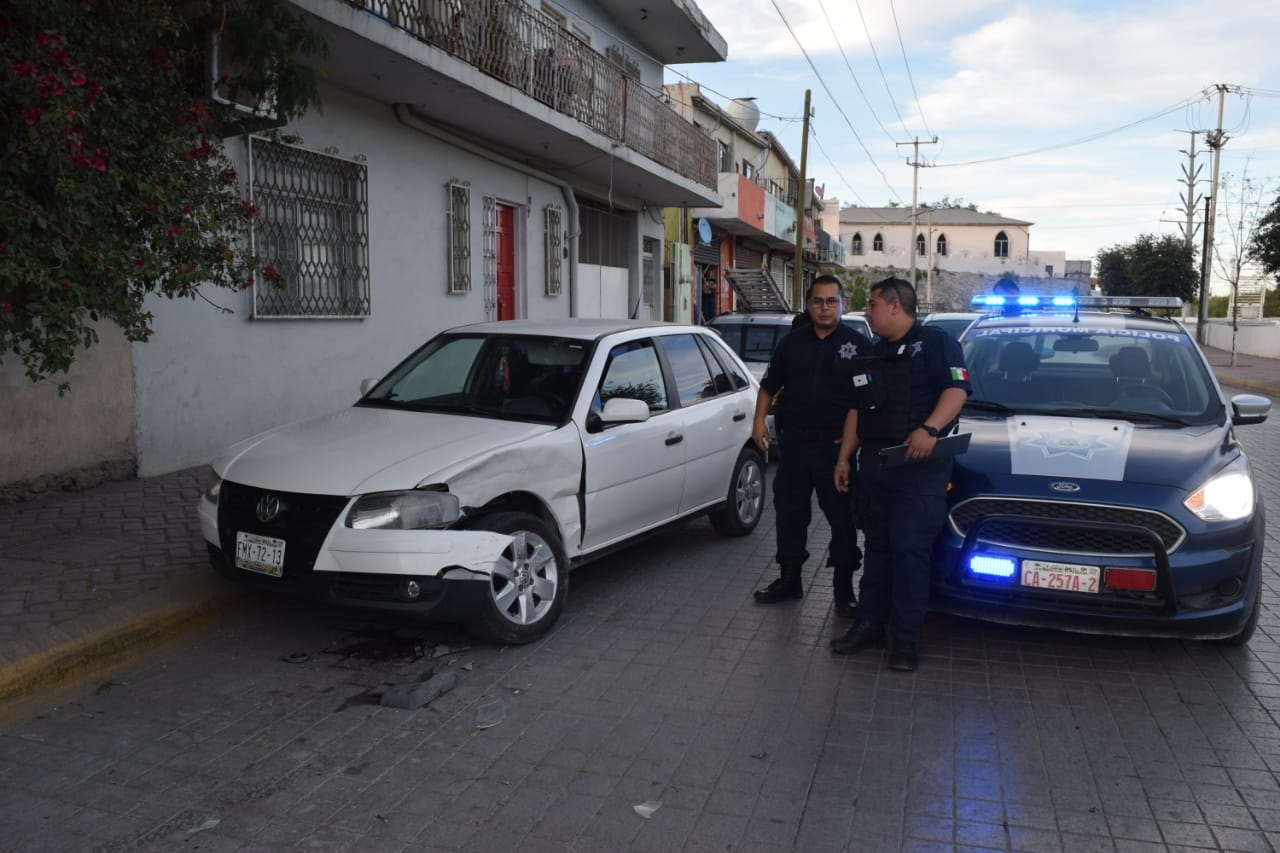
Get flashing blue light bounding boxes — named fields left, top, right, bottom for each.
left=970, top=294, right=1079, bottom=312
left=1050, top=296, right=1076, bottom=307
left=1016, top=296, right=1038, bottom=307
left=969, top=554, right=1017, bottom=580
left=972, top=295, right=1006, bottom=307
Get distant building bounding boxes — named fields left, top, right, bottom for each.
left=838, top=206, right=1066, bottom=280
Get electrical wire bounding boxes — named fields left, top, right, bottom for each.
left=809, top=124, right=871, bottom=206
left=932, top=91, right=1212, bottom=168
left=767, top=0, right=903, bottom=202
left=853, top=0, right=911, bottom=136
left=888, top=0, right=931, bottom=138
left=814, top=0, right=895, bottom=145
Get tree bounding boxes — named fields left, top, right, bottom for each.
left=1212, top=169, right=1274, bottom=361
left=1094, top=234, right=1196, bottom=301
left=1248, top=190, right=1280, bottom=286
left=0, top=0, right=325, bottom=387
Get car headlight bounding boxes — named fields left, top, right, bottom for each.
left=204, top=471, right=222, bottom=504
left=345, top=490, right=461, bottom=530
left=1184, top=457, right=1255, bottom=522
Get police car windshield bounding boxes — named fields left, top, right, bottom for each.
left=960, top=322, right=1220, bottom=423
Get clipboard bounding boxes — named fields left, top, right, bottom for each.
left=877, top=432, right=971, bottom=467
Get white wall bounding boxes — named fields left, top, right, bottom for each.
left=132, top=85, right=581, bottom=475
left=1198, top=319, right=1280, bottom=359
left=845, top=223, right=1047, bottom=278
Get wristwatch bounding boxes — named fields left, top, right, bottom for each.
left=920, top=424, right=940, bottom=438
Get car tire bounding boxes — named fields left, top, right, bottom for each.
left=1219, top=575, right=1261, bottom=647
left=468, top=512, right=568, bottom=645
left=709, top=447, right=766, bottom=537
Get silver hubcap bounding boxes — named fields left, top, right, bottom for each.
left=491, top=529, right=559, bottom=626
left=735, top=459, right=764, bottom=523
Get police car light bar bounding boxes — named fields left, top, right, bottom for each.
left=971, top=294, right=1076, bottom=309
left=1076, top=296, right=1183, bottom=309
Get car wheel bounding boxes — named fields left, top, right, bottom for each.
left=1219, top=575, right=1261, bottom=647
left=469, top=512, right=568, bottom=645
left=709, top=447, right=766, bottom=536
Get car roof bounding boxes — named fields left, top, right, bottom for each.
left=709, top=312, right=797, bottom=324
left=968, top=309, right=1188, bottom=334
left=923, top=312, right=982, bottom=321
left=445, top=318, right=706, bottom=340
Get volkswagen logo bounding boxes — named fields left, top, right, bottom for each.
left=1049, top=481, right=1081, bottom=493
left=256, top=494, right=282, bottom=523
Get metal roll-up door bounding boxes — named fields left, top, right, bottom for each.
left=694, top=239, right=720, bottom=266
left=735, top=243, right=764, bottom=270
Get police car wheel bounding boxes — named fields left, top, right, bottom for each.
left=709, top=447, right=766, bottom=537
left=467, top=512, right=568, bottom=645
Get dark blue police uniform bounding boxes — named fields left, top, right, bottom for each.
left=852, top=321, right=970, bottom=649
left=760, top=321, right=872, bottom=604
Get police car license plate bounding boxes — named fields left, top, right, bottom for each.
left=235, top=531, right=285, bottom=577
left=1021, top=559, right=1099, bottom=594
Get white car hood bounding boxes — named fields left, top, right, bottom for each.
left=214, top=406, right=558, bottom=496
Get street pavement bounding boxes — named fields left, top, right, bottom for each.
left=0, top=347, right=1276, bottom=851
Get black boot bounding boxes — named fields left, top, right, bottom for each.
left=754, top=566, right=803, bottom=603
left=888, top=639, right=918, bottom=672
left=830, top=619, right=886, bottom=654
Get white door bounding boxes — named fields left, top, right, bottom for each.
left=579, top=339, right=686, bottom=550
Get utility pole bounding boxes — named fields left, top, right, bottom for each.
left=1174, top=130, right=1203, bottom=250
left=792, top=89, right=811, bottom=309
left=896, top=137, right=937, bottom=289
left=1197, top=85, right=1232, bottom=345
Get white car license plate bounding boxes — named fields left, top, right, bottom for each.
left=1021, top=559, right=1099, bottom=594
left=235, top=531, right=286, bottom=578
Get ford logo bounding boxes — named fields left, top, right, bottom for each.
left=1049, top=481, right=1081, bottom=493
left=256, top=495, right=282, bottom=523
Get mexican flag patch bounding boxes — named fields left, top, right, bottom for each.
left=949, top=367, right=970, bottom=382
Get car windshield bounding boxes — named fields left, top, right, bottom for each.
left=961, top=321, right=1222, bottom=424
left=358, top=333, right=590, bottom=423
left=923, top=316, right=975, bottom=340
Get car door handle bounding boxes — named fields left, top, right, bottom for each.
left=732, top=412, right=746, bottom=421
left=665, top=433, right=683, bottom=446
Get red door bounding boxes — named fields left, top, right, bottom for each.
left=496, top=204, right=516, bottom=320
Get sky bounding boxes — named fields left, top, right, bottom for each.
left=665, top=0, right=1280, bottom=290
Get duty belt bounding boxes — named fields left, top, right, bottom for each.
left=780, top=427, right=842, bottom=442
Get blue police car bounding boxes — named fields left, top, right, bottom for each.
left=933, top=295, right=1270, bottom=644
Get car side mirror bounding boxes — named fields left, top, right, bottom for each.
left=359, top=377, right=379, bottom=396
left=599, top=397, right=650, bottom=425
left=1230, top=394, right=1271, bottom=426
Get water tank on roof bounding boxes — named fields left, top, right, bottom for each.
left=727, top=97, right=759, bottom=132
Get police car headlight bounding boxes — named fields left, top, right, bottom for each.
left=1184, top=458, right=1254, bottom=523
left=346, top=491, right=460, bottom=530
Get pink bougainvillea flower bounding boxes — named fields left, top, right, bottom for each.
left=13, top=60, right=38, bottom=77
left=23, top=107, right=41, bottom=125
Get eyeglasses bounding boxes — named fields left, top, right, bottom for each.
left=809, top=297, right=841, bottom=307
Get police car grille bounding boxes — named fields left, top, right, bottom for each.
left=217, top=482, right=348, bottom=579
left=950, top=498, right=1185, bottom=556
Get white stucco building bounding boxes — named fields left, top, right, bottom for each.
left=838, top=206, right=1067, bottom=281
left=2, top=0, right=729, bottom=489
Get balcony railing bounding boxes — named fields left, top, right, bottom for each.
left=350, top=0, right=716, bottom=190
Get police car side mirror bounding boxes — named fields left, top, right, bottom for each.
left=1230, top=394, right=1270, bottom=426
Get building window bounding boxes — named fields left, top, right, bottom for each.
left=851, top=233, right=863, bottom=256
left=579, top=202, right=629, bottom=267
left=742, top=160, right=755, bottom=182
left=872, top=232, right=884, bottom=252
left=916, top=233, right=926, bottom=256
left=447, top=181, right=472, bottom=293
left=545, top=205, right=563, bottom=296
left=248, top=137, right=370, bottom=318
left=717, top=139, right=732, bottom=173
left=994, top=230, right=1009, bottom=258
left=936, top=234, right=948, bottom=257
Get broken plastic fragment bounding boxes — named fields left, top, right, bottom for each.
left=475, top=699, right=505, bottom=730
left=281, top=651, right=310, bottom=664
left=380, top=670, right=460, bottom=709
left=633, top=801, right=661, bottom=819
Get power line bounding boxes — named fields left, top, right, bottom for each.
left=814, top=0, right=895, bottom=145
left=809, top=124, right=870, bottom=206
left=767, top=0, right=903, bottom=202
left=887, top=0, right=931, bottom=138
left=853, top=0, right=911, bottom=136
left=931, top=91, right=1211, bottom=168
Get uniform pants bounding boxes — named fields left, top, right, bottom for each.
left=772, top=435, right=861, bottom=598
left=856, top=451, right=951, bottom=643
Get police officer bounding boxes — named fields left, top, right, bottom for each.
left=752, top=275, right=871, bottom=616
left=831, top=277, right=970, bottom=671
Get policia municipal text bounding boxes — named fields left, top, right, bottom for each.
left=832, top=277, right=970, bottom=672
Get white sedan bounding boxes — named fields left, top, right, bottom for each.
left=198, top=319, right=766, bottom=643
